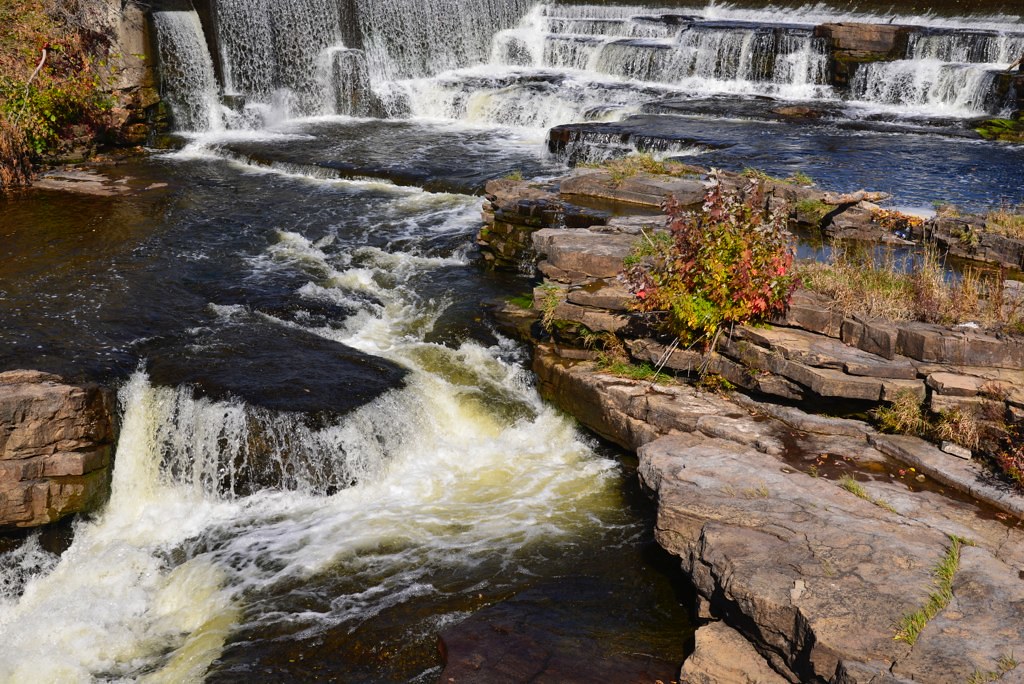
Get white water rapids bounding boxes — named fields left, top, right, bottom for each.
left=0, top=185, right=623, bottom=682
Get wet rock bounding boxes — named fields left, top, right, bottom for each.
left=145, top=321, right=405, bottom=415
left=0, top=370, right=115, bottom=528
left=770, top=106, right=824, bottom=120
left=681, top=621, right=788, bottom=684
left=438, top=578, right=681, bottom=684
left=870, top=433, right=1024, bottom=520
left=815, top=23, right=910, bottom=88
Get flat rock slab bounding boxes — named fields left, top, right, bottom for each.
left=533, top=228, right=637, bottom=280
left=438, top=578, right=681, bottom=684
left=533, top=347, right=745, bottom=451
left=559, top=166, right=706, bottom=207
left=639, top=435, right=1024, bottom=683
left=736, top=326, right=917, bottom=379
left=566, top=281, right=633, bottom=312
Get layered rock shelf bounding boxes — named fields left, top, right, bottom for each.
left=0, top=371, right=116, bottom=529
left=522, top=346, right=1024, bottom=682
left=478, top=169, right=1024, bottom=683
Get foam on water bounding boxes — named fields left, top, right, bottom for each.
left=0, top=181, right=621, bottom=681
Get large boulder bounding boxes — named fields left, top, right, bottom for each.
left=639, top=434, right=1024, bottom=683
left=0, top=370, right=116, bottom=528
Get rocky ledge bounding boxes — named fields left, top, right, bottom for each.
left=471, top=168, right=1024, bottom=683
left=0, top=371, right=116, bottom=529
left=529, top=347, right=1024, bottom=683
left=483, top=168, right=1024, bottom=272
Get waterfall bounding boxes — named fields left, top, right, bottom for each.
left=907, top=31, right=1024, bottom=65
left=351, top=0, right=533, bottom=82
left=850, top=60, right=1003, bottom=116
left=150, top=0, right=1022, bottom=132
left=153, top=11, right=223, bottom=132
left=0, top=183, right=623, bottom=680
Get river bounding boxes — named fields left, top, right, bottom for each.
left=1, top=1, right=1023, bottom=681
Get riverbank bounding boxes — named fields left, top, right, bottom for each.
left=477, top=164, right=1024, bottom=682
left=0, top=0, right=163, bottom=189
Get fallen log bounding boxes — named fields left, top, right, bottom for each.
left=822, top=189, right=891, bottom=205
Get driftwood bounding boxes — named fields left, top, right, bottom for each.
left=13, top=46, right=49, bottom=124
left=822, top=189, right=891, bottom=206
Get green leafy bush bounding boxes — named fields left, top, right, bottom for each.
left=0, top=0, right=113, bottom=179
left=624, top=171, right=799, bottom=347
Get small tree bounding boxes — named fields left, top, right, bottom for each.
left=624, top=171, right=799, bottom=347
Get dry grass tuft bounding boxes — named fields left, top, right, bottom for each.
left=800, top=242, right=1024, bottom=332
left=0, top=113, right=32, bottom=188
left=985, top=205, right=1024, bottom=240
left=586, top=153, right=701, bottom=184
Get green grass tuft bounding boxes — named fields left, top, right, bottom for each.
left=506, top=293, right=535, bottom=310
left=894, top=535, right=969, bottom=645
left=838, top=474, right=898, bottom=514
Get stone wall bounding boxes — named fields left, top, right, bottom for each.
left=0, top=371, right=116, bottom=529
left=89, top=0, right=164, bottom=146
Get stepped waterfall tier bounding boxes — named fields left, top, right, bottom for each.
left=150, top=0, right=1024, bottom=130
left=1, top=0, right=1023, bottom=682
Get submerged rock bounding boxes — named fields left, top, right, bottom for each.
left=438, top=578, right=681, bottom=683
left=146, top=321, right=406, bottom=415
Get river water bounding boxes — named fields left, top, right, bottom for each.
left=1, top=1, right=1023, bottom=681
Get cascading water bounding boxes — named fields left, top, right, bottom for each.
left=153, top=12, right=224, bottom=132
left=906, top=31, right=1024, bottom=64
left=150, top=0, right=1024, bottom=133
left=5, top=2, right=1024, bottom=680
left=0, top=181, right=639, bottom=681
left=849, top=59, right=1004, bottom=116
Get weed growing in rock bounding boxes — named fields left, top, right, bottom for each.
left=967, top=653, right=1020, bottom=684
left=742, top=482, right=770, bottom=498
left=894, top=535, right=970, bottom=645
left=624, top=170, right=799, bottom=348
left=535, top=283, right=564, bottom=332
left=794, top=198, right=832, bottom=225
left=584, top=153, right=700, bottom=185
left=872, top=389, right=928, bottom=436
left=984, top=204, right=1024, bottom=240
left=838, top=474, right=898, bottom=514
left=787, top=171, right=814, bottom=186
left=601, top=361, right=673, bottom=384
left=934, top=407, right=983, bottom=452
left=506, top=292, right=535, bottom=310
